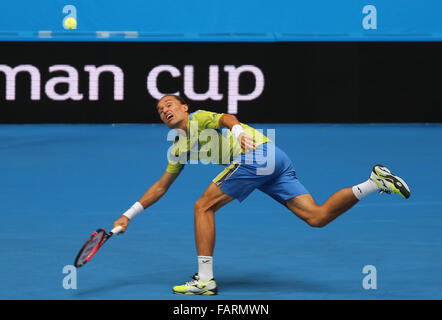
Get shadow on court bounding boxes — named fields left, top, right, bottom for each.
left=72, top=274, right=154, bottom=298
left=217, top=273, right=355, bottom=295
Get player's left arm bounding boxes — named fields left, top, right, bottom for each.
left=219, top=114, right=256, bottom=151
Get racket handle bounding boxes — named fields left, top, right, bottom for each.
left=111, top=226, right=123, bottom=235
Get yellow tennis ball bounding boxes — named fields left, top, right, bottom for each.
left=64, top=17, right=77, bottom=30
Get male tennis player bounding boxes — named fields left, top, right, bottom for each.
left=113, top=95, right=410, bottom=295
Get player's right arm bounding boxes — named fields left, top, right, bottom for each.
left=113, top=170, right=181, bottom=232
left=219, top=113, right=256, bottom=152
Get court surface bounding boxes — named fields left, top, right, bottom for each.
left=0, top=123, right=441, bottom=300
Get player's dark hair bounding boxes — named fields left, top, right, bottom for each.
left=158, top=95, right=192, bottom=113
left=172, top=95, right=188, bottom=106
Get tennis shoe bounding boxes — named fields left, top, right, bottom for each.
left=173, top=274, right=217, bottom=295
left=370, top=164, right=410, bottom=199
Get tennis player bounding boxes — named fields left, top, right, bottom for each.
left=113, top=95, right=410, bottom=295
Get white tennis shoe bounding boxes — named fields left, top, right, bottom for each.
left=173, top=274, right=217, bottom=295
left=370, top=164, right=411, bottom=199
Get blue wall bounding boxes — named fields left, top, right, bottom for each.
left=0, top=0, right=441, bottom=41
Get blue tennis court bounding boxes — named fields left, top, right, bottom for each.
left=0, top=123, right=441, bottom=300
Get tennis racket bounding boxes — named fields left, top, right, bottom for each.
left=74, top=226, right=123, bottom=268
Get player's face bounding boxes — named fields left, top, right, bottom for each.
left=157, top=96, right=189, bottom=128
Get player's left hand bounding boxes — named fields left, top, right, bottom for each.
left=239, top=133, right=256, bottom=152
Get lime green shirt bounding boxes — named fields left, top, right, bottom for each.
left=166, top=110, right=270, bottom=174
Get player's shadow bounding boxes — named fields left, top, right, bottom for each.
left=73, top=274, right=152, bottom=297
left=217, top=272, right=351, bottom=295
left=72, top=271, right=354, bottom=297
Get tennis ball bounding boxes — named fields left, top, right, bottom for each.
left=64, top=17, right=77, bottom=30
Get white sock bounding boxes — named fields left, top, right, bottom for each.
left=198, top=256, right=213, bottom=282
left=352, top=179, right=378, bottom=200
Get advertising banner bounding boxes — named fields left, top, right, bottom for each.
left=1, top=42, right=441, bottom=123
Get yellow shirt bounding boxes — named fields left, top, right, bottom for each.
left=166, top=110, right=270, bottom=173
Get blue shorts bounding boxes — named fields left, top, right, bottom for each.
left=213, top=142, right=309, bottom=204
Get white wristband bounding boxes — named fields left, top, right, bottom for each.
left=123, top=202, right=144, bottom=220
left=231, top=124, right=245, bottom=140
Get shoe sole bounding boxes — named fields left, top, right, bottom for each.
left=173, top=289, right=218, bottom=295
left=373, top=164, right=411, bottom=199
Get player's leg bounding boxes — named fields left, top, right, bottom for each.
left=285, top=189, right=358, bottom=228
left=173, top=182, right=234, bottom=295
left=259, top=175, right=358, bottom=228
left=285, top=164, right=411, bottom=227
left=173, top=160, right=267, bottom=295
left=193, top=182, right=234, bottom=257
left=259, top=143, right=410, bottom=227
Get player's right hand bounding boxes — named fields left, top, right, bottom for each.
left=113, top=215, right=130, bottom=233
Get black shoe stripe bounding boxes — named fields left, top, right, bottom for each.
left=373, top=165, right=410, bottom=199
left=383, top=174, right=410, bottom=199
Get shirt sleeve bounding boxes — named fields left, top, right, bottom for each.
left=194, top=110, right=224, bottom=130
left=166, top=161, right=183, bottom=174
left=165, top=139, right=186, bottom=174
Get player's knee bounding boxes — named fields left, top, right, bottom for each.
left=194, top=200, right=203, bottom=213
left=307, top=218, right=327, bottom=228
left=306, top=208, right=328, bottom=228
left=194, top=199, right=209, bottom=215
